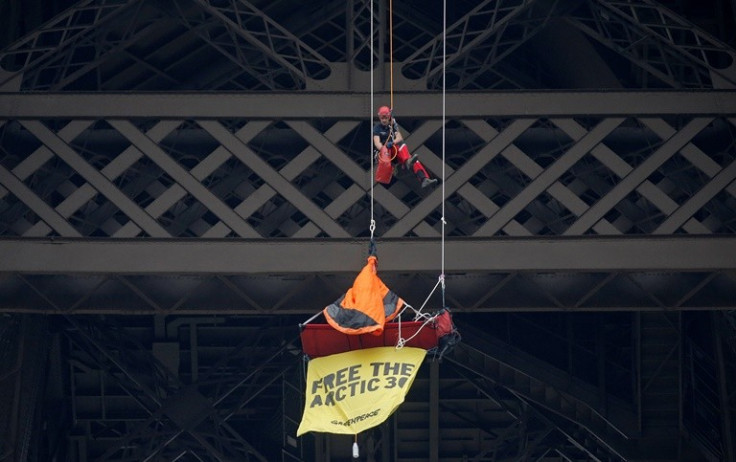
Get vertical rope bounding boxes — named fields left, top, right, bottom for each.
left=369, top=0, right=376, bottom=240
left=389, top=0, right=394, bottom=110
left=440, top=0, right=447, bottom=307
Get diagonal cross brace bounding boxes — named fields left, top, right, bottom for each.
left=20, top=120, right=171, bottom=237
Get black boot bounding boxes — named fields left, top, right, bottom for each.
left=417, top=171, right=438, bottom=189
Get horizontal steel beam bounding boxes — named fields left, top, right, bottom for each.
left=1, top=236, right=734, bottom=274
left=1, top=91, right=734, bottom=118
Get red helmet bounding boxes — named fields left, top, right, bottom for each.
left=377, top=106, right=391, bottom=116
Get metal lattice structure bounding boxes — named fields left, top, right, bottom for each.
left=1, top=0, right=735, bottom=461
left=1, top=92, right=735, bottom=240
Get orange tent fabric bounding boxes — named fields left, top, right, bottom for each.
left=323, top=256, right=403, bottom=335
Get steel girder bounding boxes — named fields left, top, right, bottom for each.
left=1, top=92, right=735, bottom=240
left=1, top=91, right=735, bottom=316
left=568, top=0, right=736, bottom=89
left=2, top=90, right=734, bottom=116
left=6, top=310, right=728, bottom=461
left=0, top=0, right=163, bottom=91
left=187, top=0, right=332, bottom=88
left=2, top=236, right=736, bottom=315
left=0, top=2, right=734, bottom=461
left=0, top=315, right=50, bottom=462
left=446, top=344, right=630, bottom=461
left=2, top=236, right=736, bottom=274
left=399, top=0, right=579, bottom=90
left=1, top=271, right=735, bottom=314
left=1, top=0, right=734, bottom=92
left=60, top=314, right=300, bottom=462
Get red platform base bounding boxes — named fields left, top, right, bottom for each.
left=300, top=321, right=440, bottom=358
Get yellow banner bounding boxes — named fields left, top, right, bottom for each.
left=297, top=346, right=426, bottom=436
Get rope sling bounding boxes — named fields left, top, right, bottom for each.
left=301, top=2, right=457, bottom=455
left=367, top=0, right=451, bottom=349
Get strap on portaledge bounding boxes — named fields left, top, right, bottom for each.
left=368, top=238, right=377, bottom=258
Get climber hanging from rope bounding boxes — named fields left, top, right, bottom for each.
left=373, top=106, right=438, bottom=188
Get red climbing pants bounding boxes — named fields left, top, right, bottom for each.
left=395, top=144, right=430, bottom=179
